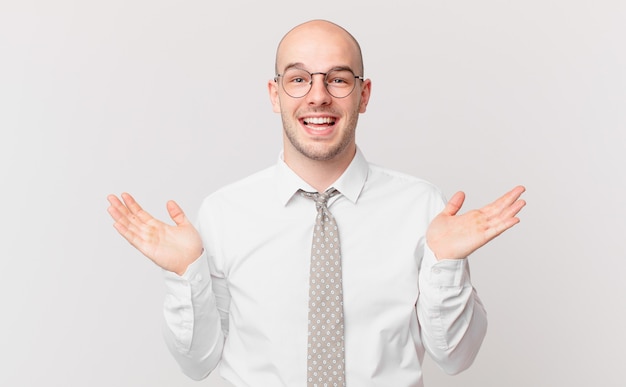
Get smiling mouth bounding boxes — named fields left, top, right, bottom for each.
left=302, top=116, right=336, bottom=127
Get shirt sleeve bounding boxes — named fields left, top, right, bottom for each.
left=416, top=242, right=488, bottom=375
left=161, top=252, right=226, bottom=380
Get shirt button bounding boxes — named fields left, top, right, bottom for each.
left=194, top=274, right=202, bottom=282
left=432, top=267, right=442, bottom=274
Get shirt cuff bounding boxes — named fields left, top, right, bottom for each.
left=163, top=252, right=210, bottom=287
left=421, top=243, right=470, bottom=288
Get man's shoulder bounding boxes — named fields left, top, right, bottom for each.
left=203, top=165, right=277, bottom=204
left=367, top=163, right=441, bottom=194
left=364, top=163, right=447, bottom=215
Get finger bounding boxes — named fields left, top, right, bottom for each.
left=486, top=216, right=521, bottom=241
left=120, top=192, right=141, bottom=214
left=485, top=198, right=526, bottom=239
left=107, top=194, right=123, bottom=208
left=483, top=185, right=526, bottom=217
left=121, top=192, right=154, bottom=224
left=107, top=198, right=152, bottom=245
left=501, top=198, right=526, bottom=220
left=442, top=191, right=465, bottom=216
left=108, top=194, right=140, bottom=227
left=508, top=185, right=526, bottom=201
left=109, top=194, right=141, bottom=231
left=107, top=203, right=142, bottom=239
left=107, top=201, right=125, bottom=223
left=499, top=185, right=526, bottom=207
left=112, top=219, right=149, bottom=252
left=107, top=194, right=132, bottom=219
left=111, top=216, right=131, bottom=238
left=109, top=204, right=141, bottom=243
left=107, top=195, right=126, bottom=221
left=107, top=197, right=142, bottom=234
left=166, top=200, right=189, bottom=226
left=486, top=196, right=525, bottom=224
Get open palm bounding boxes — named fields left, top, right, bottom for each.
left=107, top=193, right=203, bottom=275
left=426, top=186, right=526, bottom=260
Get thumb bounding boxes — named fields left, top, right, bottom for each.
left=442, top=191, right=466, bottom=216
left=166, top=200, right=189, bottom=226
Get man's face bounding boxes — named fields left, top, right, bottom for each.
left=269, top=23, right=371, bottom=163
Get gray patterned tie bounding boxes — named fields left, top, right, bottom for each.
left=301, top=188, right=345, bottom=387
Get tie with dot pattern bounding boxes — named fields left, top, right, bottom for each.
left=301, top=188, right=345, bottom=387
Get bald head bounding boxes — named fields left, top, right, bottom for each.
left=275, top=20, right=364, bottom=76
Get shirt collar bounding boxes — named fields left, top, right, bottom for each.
left=275, top=147, right=369, bottom=206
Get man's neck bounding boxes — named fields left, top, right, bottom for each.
left=284, top=146, right=356, bottom=193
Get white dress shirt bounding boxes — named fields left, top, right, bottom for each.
left=162, top=149, right=487, bottom=387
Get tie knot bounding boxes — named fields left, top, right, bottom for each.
left=300, top=188, right=339, bottom=209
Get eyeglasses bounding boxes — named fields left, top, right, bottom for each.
left=275, top=67, right=364, bottom=99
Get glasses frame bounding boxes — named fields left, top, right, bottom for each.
left=274, top=68, right=365, bottom=99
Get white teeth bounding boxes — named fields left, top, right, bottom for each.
left=304, top=117, right=335, bottom=125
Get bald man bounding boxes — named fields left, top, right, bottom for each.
left=108, top=20, right=525, bottom=386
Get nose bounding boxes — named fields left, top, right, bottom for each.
left=305, top=73, right=332, bottom=106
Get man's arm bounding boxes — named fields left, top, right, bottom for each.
left=417, top=246, right=487, bottom=374
left=161, top=253, right=226, bottom=380
left=107, top=193, right=225, bottom=379
left=417, top=186, right=525, bottom=373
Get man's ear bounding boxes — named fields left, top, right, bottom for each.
left=358, top=78, right=372, bottom=113
left=268, top=79, right=281, bottom=113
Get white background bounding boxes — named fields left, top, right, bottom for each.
left=1, top=1, right=624, bottom=386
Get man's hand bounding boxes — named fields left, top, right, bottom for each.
left=426, top=186, right=526, bottom=260
left=107, top=193, right=203, bottom=275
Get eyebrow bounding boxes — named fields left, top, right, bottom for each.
left=280, top=63, right=357, bottom=74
